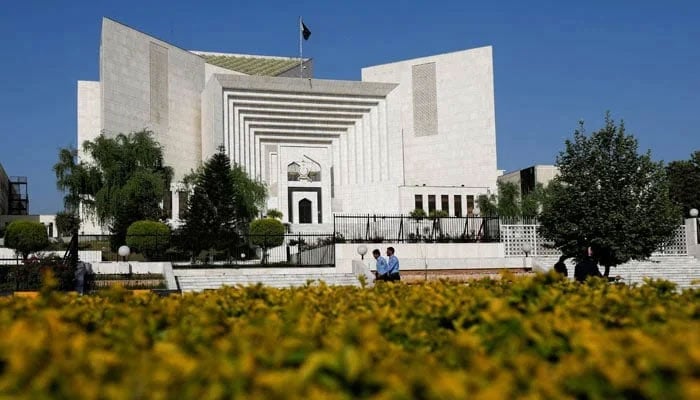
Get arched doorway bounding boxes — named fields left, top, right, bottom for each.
left=299, top=198, right=312, bottom=224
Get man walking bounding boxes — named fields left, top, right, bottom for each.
left=385, top=247, right=401, bottom=282
left=372, top=249, right=389, bottom=281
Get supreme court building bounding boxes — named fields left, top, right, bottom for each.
left=78, top=18, right=499, bottom=233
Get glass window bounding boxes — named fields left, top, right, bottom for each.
left=467, top=195, right=475, bottom=216
left=454, top=195, right=462, bottom=217
left=414, top=194, right=423, bottom=211
left=441, top=195, right=449, bottom=213
left=428, top=195, right=436, bottom=213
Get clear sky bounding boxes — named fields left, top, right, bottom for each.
left=0, top=0, right=698, bottom=214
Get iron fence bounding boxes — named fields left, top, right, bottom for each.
left=333, top=214, right=501, bottom=243
left=45, top=233, right=336, bottom=267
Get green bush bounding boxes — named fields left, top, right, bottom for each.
left=126, top=220, right=171, bottom=261
left=409, top=208, right=427, bottom=219
left=4, top=220, right=49, bottom=259
left=429, top=209, right=449, bottom=218
left=266, top=209, right=283, bottom=220
left=249, top=218, right=285, bottom=249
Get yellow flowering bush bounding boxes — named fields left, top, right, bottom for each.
left=0, top=273, right=698, bottom=399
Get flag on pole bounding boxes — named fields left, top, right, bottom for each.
left=301, top=21, right=311, bottom=40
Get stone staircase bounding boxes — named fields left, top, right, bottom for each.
left=534, top=256, right=700, bottom=289
left=176, top=272, right=361, bottom=292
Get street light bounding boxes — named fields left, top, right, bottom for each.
left=521, top=243, right=533, bottom=271
left=691, top=209, right=699, bottom=245
left=118, top=245, right=130, bottom=261
left=357, top=245, right=368, bottom=260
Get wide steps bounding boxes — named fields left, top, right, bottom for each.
left=534, top=256, right=700, bottom=289
left=177, top=273, right=361, bottom=292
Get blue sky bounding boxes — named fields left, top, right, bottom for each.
left=0, top=0, right=698, bottom=214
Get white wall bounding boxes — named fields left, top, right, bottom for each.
left=99, top=18, right=205, bottom=181
left=362, top=47, right=498, bottom=192
left=335, top=242, right=507, bottom=273
left=77, top=81, right=101, bottom=161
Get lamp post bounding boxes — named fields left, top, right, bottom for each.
left=118, top=245, right=131, bottom=274
left=521, top=243, right=533, bottom=270
left=691, top=208, right=699, bottom=245
left=357, top=245, right=368, bottom=260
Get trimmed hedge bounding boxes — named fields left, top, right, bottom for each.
left=0, top=276, right=697, bottom=398
left=125, top=220, right=171, bottom=261
left=249, top=218, right=285, bottom=249
left=4, top=220, right=49, bottom=259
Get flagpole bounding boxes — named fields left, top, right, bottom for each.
left=299, top=16, right=303, bottom=78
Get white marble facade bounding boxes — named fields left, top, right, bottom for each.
left=77, top=18, right=499, bottom=233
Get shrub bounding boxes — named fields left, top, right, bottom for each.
left=428, top=209, right=449, bottom=218
left=0, top=278, right=696, bottom=398
left=250, top=218, right=285, bottom=263
left=126, top=220, right=171, bottom=261
left=4, top=220, right=49, bottom=259
left=266, top=209, right=283, bottom=220
left=249, top=218, right=285, bottom=248
left=409, top=208, right=426, bottom=219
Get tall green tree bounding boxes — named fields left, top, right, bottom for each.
left=539, top=113, right=679, bottom=276
left=53, top=131, right=173, bottom=248
left=666, top=150, right=700, bottom=217
left=180, top=147, right=267, bottom=258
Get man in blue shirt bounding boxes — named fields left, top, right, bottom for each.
left=372, top=249, right=389, bottom=281
left=385, top=247, right=401, bottom=281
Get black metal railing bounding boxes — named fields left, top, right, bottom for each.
left=43, top=232, right=336, bottom=267
left=333, top=214, right=501, bottom=243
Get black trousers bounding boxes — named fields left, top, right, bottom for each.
left=378, top=272, right=401, bottom=282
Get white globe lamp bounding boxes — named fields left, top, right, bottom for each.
left=357, top=245, right=368, bottom=260
left=118, top=245, right=130, bottom=258
left=690, top=208, right=699, bottom=218
left=522, top=243, right=532, bottom=257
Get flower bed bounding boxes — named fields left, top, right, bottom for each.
left=0, top=274, right=697, bottom=398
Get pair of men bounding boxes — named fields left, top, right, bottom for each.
left=372, top=247, right=400, bottom=282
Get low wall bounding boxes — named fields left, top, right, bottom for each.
left=0, top=248, right=101, bottom=264
left=335, top=243, right=509, bottom=273
left=89, top=261, right=170, bottom=275
left=174, top=267, right=338, bottom=277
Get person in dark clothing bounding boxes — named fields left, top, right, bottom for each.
left=574, top=246, right=623, bottom=283
left=574, top=255, right=603, bottom=282
left=553, top=255, right=568, bottom=277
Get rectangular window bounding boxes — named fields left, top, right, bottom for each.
left=178, top=191, right=188, bottom=218
left=414, top=194, right=423, bottom=211
left=441, top=195, right=449, bottom=214
left=454, top=195, right=462, bottom=217
left=467, top=195, right=475, bottom=216
left=428, top=195, right=436, bottom=213
left=163, top=191, right=172, bottom=219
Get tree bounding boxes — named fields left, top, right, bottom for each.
left=476, top=181, right=549, bottom=218
left=249, top=218, right=285, bottom=263
left=126, top=220, right=171, bottom=261
left=539, top=113, right=679, bottom=276
left=666, top=151, right=700, bottom=217
left=53, top=131, right=173, bottom=249
left=180, top=147, right=267, bottom=259
left=266, top=209, right=283, bottom=220
left=55, top=211, right=81, bottom=237
left=5, top=220, right=49, bottom=260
